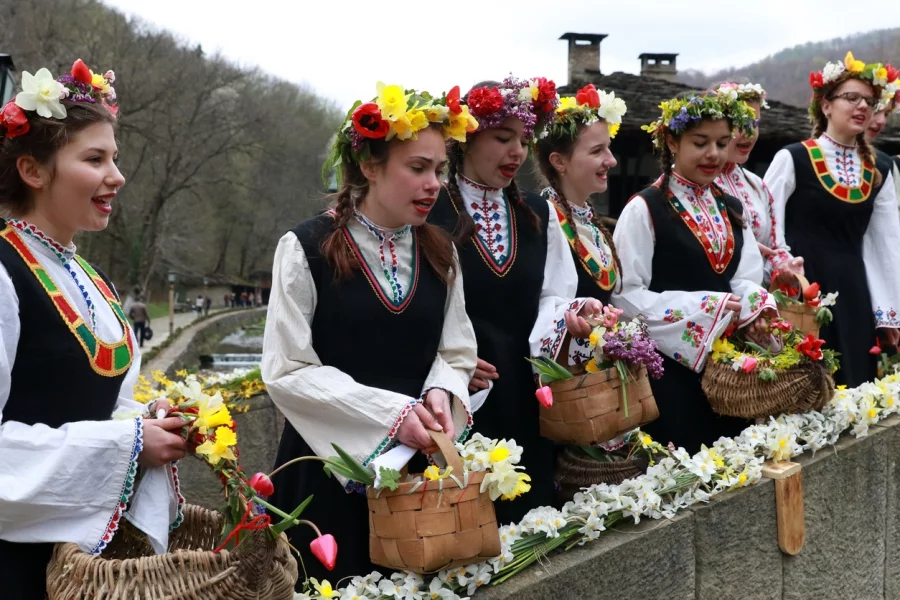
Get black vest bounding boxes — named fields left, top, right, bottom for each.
left=637, top=185, right=743, bottom=293
left=0, top=226, right=128, bottom=600
left=294, top=215, right=447, bottom=396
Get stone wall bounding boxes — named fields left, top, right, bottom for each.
left=479, top=415, right=900, bottom=600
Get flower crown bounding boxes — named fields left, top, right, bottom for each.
left=641, top=93, right=758, bottom=150
left=465, top=76, right=559, bottom=140
left=542, top=84, right=628, bottom=141
left=0, top=59, right=117, bottom=139
left=808, top=52, right=900, bottom=115
left=715, top=82, right=769, bottom=109
left=325, top=82, right=478, bottom=181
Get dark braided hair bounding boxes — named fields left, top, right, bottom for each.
left=443, top=81, right=542, bottom=245
left=321, top=125, right=457, bottom=284
left=533, top=124, right=623, bottom=291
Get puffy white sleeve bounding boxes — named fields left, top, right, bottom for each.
left=420, top=245, right=476, bottom=439
left=730, top=219, right=778, bottom=326
left=610, top=197, right=734, bottom=373
left=261, top=232, right=432, bottom=481
left=864, top=169, right=900, bottom=328
left=755, top=174, right=795, bottom=281
left=0, top=263, right=145, bottom=555
left=528, top=202, right=588, bottom=365
left=763, top=149, right=797, bottom=258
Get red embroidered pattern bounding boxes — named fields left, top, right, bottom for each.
left=667, top=175, right=735, bottom=274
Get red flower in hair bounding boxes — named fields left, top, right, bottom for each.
left=809, top=71, right=824, bottom=89
left=797, top=334, right=825, bottom=361
left=351, top=102, right=389, bottom=139
left=467, top=86, right=504, bottom=117
left=576, top=84, right=601, bottom=108
left=886, top=64, right=899, bottom=83
left=0, top=101, right=29, bottom=138
left=446, top=85, right=461, bottom=115
left=71, top=59, right=92, bottom=85
left=533, top=77, right=557, bottom=113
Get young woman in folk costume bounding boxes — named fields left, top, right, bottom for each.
left=712, top=82, right=805, bottom=286
left=863, top=72, right=900, bottom=202
left=765, top=53, right=900, bottom=387
left=0, top=61, right=186, bottom=599
left=612, top=92, right=777, bottom=454
left=429, top=76, right=593, bottom=523
left=262, top=83, right=478, bottom=583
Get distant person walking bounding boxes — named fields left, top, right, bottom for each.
left=204, top=295, right=211, bottom=316
left=195, top=294, right=204, bottom=314
left=128, top=295, right=150, bottom=348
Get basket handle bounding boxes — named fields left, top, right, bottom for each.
left=428, top=430, right=464, bottom=474
left=769, top=272, right=811, bottom=295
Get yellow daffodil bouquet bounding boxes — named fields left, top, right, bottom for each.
left=133, top=368, right=338, bottom=570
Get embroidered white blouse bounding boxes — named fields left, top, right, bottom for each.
left=611, top=173, right=777, bottom=372
left=457, top=174, right=514, bottom=266
left=715, top=162, right=794, bottom=283
left=261, top=215, right=477, bottom=484
left=0, top=224, right=180, bottom=555
left=765, top=134, right=900, bottom=328
left=528, top=188, right=618, bottom=366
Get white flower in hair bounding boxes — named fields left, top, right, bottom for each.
left=822, top=61, right=846, bottom=84
left=15, top=68, right=67, bottom=119
left=596, top=90, right=627, bottom=124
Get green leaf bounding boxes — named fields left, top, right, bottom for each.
left=330, top=443, right=376, bottom=485
left=744, top=340, right=769, bottom=355
left=524, top=357, right=573, bottom=381
left=377, top=466, right=402, bottom=491
left=578, top=445, right=617, bottom=462
left=815, top=307, right=833, bottom=325
left=268, top=494, right=314, bottom=535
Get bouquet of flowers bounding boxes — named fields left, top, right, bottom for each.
left=529, top=307, right=664, bottom=413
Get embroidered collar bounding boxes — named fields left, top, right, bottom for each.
left=671, top=170, right=714, bottom=196
left=543, top=186, right=595, bottom=225
left=8, top=219, right=76, bottom=262
left=458, top=172, right=502, bottom=196
left=819, top=133, right=857, bottom=150
left=720, top=162, right=739, bottom=176
left=352, top=209, right=411, bottom=240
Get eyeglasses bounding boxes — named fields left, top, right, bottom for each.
left=828, top=92, right=877, bottom=108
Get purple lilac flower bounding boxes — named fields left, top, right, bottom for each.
left=348, top=128, right=366, bottom=154
left=602, top=325, right=665, bottom=380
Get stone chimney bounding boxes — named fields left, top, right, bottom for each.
left=639, top=53, right=679, bottom=82
left=559, top=33, right=608, bottom=85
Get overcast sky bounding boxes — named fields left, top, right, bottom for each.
left=104, top=0, right=900, bottom=110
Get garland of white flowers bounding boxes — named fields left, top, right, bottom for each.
left=296, top=367, right=900, bottom=600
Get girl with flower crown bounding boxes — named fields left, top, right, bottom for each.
left=611, top=93, right=777, bottom=453
left=262, top=83, right=477, bottom=583
left=429, top=76, right=601, bottom=523
left=863, top=80, right=900, bottom=202
left=0, top=61, right=185, bottom=599
left=712, top=82, right=805, bottom=286
left=765, top=53, right=900, bottom=387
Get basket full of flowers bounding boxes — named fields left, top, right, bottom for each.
left=770, top=275, right=837, bottom=339
left=701, top=319, right=838, bottom=419
left=529, top=307, right=663, bottom=446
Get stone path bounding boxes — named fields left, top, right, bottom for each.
left=138, top=308, right=227, bottom=352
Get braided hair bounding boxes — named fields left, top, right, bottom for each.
left=321, top=129, right=457, bottom=284
left=533, top=124, right=623, bottom=290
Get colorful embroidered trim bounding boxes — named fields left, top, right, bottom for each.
left=0, top=225, right=133, bottom=376
left=666, top=188, right=735, bottom=274
left=343, top=227, right=419, bottom=314
left=169, top=462, right=186, bottom=531
left=802, top=139, right=874, bottom=203
left=344, top=398, right=422, bottom=493
left=875, top=306, right=900, bottom=328
left=551, top=202, right=617, bottom=291
left=90, top=417, right=142, bottom=555
left=447, top=186, right=519, bottom=277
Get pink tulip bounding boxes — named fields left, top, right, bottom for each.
left=310, top=534, right=338, bottom=571
left=740, top=356, right=758, bottom=373
left=870, top=346, right=883, bottom=356
left=535, top=386, right=554, bottom=408
left=248, top=472, right=274, bottom=497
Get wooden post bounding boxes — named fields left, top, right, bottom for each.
left=761, top=460, right=804, bottom=555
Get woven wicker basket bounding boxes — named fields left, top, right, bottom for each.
left=554, top=446, right=649, bottom=504
left=367, top=431, right=501, bottom=573
left=771, top=274, right=820, bottom=338
left=46, top=504, right=297, bottom=600
left=702, top=358, right=834, bottom=419
left=539, top=365, right=659, bottom=446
